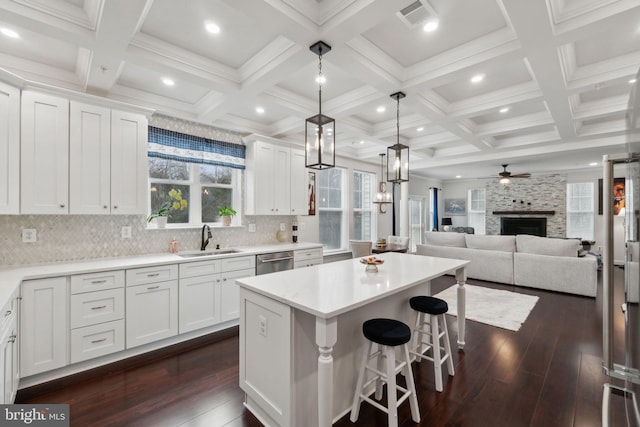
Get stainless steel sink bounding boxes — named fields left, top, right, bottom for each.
left=178, top=249, right=242, bottom=258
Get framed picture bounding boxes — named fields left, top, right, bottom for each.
left=598, top=178, right=625, bottom=215
left=308, top=172, right=316, bottom=216
left=444, top=198, right=466, bottom=215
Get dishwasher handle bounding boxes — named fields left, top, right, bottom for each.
left=258, top=256, right=294, bottom=263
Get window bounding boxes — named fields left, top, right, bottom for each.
left=468, top=188, right=486, bottom=234
left=353, top=170, right=376, bottom=241
left=318, top=167, right=347, bottom=251
left=409, top=197, right=426, bottom=252
left=567, top=182, right=594, bottom=239
left=149, top=157, right=241, bottom=226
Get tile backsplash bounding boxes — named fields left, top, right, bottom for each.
left=0, top=215, right=294, bottom=267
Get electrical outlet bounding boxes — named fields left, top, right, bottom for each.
left=121, top=226, right=132, bottom=239
left=279, top=223, right=286, bottom=231
left=22, top=229, right=37, bottom=243
left=300, top=222, right=306, bottom=231
left=258, top=315, right=268, bottom=337
left=248, top=223, right=256, bottom=232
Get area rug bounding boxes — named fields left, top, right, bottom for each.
left=433, top=285, right=539, bottom=332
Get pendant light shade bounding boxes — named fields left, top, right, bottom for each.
left=305, top=41, right=335, bottom=170
left=387, top=91, right=409, bottom=183
left=372, top=153, right=392, bottom=213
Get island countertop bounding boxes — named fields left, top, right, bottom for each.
left=236, top=252, right=469, bottom=318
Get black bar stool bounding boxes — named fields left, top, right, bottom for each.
left=409, top=295, right=455, bottom=392
left=350, top=318, right=420, bottom=427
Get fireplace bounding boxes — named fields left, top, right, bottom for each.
left=500, top=217, right=547, bottom=237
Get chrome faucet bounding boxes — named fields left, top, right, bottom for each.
left=201, top=224, right=212, bottom=251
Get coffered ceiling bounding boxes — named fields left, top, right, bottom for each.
left=1, top=0, right=639, bottom=180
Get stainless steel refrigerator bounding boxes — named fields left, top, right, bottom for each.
left=602, top=71, right=640, bottom=426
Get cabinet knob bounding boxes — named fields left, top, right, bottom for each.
left=223, top=278, right=227, bottom=281
left=59, top=204, right=65, bottom=208
left=103, top=205, right=108, bottom=209
left=113, top=205, right=118, bottom=209
left=8, top=335, right=16, bottom=344
left=4, top=310, right=11, bottom=317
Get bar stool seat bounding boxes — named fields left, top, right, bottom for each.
left=350, top=318, right=420, bottom=427
left=409, top=295, right=455, bottom=392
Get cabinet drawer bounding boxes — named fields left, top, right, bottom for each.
left=71, top=270, right=124, bottom=294
left=294, top=258, right=322, bottom=269
left=126, top=264, right=177, bottom=286
left=221, top=256, right=255, bottom=272
left=70, top=319, right=125, bottom=363
left=293, top=248, right=323, bottom=262
left=70, top=288, right=124, bottom=329
left=179, top=260, right=221, bottom=279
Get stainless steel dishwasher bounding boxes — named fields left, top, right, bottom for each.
left=256, top=251, right=294, bottom=275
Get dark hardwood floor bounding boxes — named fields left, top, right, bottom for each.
left=17, top=268, right=630, bottom=426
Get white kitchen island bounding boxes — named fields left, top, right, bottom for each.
left=237, top=252, right=468, bottom=427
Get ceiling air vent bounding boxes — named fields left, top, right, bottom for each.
left=396, top=0, right=437, bottom=29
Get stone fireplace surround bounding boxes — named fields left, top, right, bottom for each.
left=485, top=174, right=566, bottom=237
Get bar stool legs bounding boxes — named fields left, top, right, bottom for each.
left=350, top=319, right=420, bottom=427
left=410, top=296, right=455, bottom=392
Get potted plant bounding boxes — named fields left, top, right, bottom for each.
left=147, top=189, right=187, bottom=228
left=218, top=206, right=237, bottom=226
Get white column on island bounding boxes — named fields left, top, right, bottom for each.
left=316, top=316, right=337, bottom=427
left=455, top=266, right=467, bottom=349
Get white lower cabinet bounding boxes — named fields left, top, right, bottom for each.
left=20, top=277, right=68, bottom=377
left=70, top=320, right=125, bottom=364
left=0, top=291, right=18, bottom=403
left=126, top=279, right=178, bottom=349
left=179, top=256, right=255, bottom=333
left=293, top=248, right=323, bottom=269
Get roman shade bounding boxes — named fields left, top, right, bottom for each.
left=148, top=126, right=245, bottom=169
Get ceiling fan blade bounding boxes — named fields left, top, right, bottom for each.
left=510, top=173, right=531, bottom=178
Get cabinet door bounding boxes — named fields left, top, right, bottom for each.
left=290, top=148, right=308, bottom=215
left=20, top=277, right=68, bottom=377
left=111, top=110, right=148, bottom=214
left=178, top=274, right=221, bottom=333
left=273, top=145, right=291, bottom=214
left=253, top=142, right=276, bottom=215
left=69, top=102, right=111, bottom=214
left=2, top=319, right=17, bottom=404
left=0, top=81, right=19, bottom=215
left=126, top=281, right=178, bottom=348
left=20, top=91, right=69, bottom=214
left=220, top=268, right=255, bottom=322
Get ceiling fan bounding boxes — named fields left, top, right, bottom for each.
left=497, top=164, right=530, bottom=184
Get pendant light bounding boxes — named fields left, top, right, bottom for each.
left=372, top=153, right=392, bottom=213
left=305, top=41, right=335, bottom=170
left=387, top=91, right=409, bottom=183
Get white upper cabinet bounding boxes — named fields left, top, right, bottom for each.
left=20, top=91, right=69, bottom=214
left=290, top=148, right=308, bottom=215
left=69, top=102, right=111, bottom=214
left=21, top=90, right=148, bottom=215
left=110, top=110, right=148, bottom=215
left=245, top=136, right=306, bottom=216
left=0, top=82, right=19, bottom=214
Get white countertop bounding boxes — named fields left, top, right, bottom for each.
left=0, top=242, right=322, bottom=309
left=237, top=252, right=469, bottom=318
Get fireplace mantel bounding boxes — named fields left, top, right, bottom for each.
left=492, top=210, right=555, bottom=215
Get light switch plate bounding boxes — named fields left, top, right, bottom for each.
left=22, top=229, right=37, bottom=243
left=121, top=226, right=132, bottom=239
left=279, top=223, right=286, bottom=231
left=248, top=223, right=256, bottom=232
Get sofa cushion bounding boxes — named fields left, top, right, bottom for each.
left=465, top=234, right=516, bottom=252
left=516, top=234, right=580, bottom=257
left=424, top=231, right=466, bottom=247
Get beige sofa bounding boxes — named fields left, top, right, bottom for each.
left=416, top=232, right=597, bottom=297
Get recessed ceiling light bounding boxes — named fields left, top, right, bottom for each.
left=359, top=140, right=364, bottom=144
left=416, top=127, right=424, bottom=132
left=162, top=78, right=175, bottom=86
left=376, top=106, right=385, bottom=113
left=315, top=75, right=326, bottom=84
left=499, top=107, right=510, bottom=113
left=629, top=78, right=637, bottom=84
left=423, top=19, right=439, bottom=32
left=471, top=74, right=485, bottom=83
left=589, top=162, right=598, bottom=166
left=456, top=175, right=462, bottom=179
left=205, top=22, right=220, bottom=34
left=255, top=106, right=265, bottom=114
left=0, top=28, right=19, bottom=39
